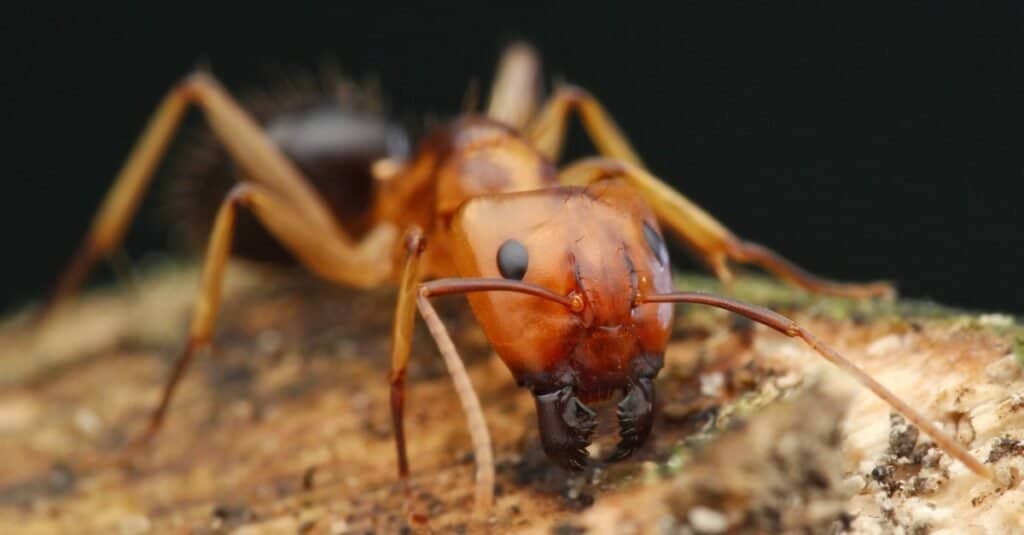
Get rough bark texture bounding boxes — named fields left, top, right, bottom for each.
left=0, top=264, right=1022, bottom=534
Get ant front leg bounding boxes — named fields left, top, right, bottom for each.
left=558, top=158, right=894, bottom=299
left=135, top=183, right=394, bottom=446
left=388, top=231, right=496, bottom=515
left=388, top=228, right=426, bottom=478
left=38, top=71, right=352, bottom=324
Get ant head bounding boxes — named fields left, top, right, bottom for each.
left=451, top=179, right=675, bottom=469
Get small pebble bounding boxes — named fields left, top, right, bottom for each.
left=257, top=329, right=283, bottom=353
left=700, top=372, right=724, bottom=397
left=641, top=461, right=660, bottom=484
left=841, top=474, right=867, bottom=494
left=774, top=372, right=803, bottom=390
left=688, top=506, right=728, bottom=534
left=48, top=462, right=75, bottom=493
left=74, top=408, right=102, bottom=437
left=866, top=334, right=902, bottom=357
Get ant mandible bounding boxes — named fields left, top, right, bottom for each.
left=37, top=43, right=991, bottom=514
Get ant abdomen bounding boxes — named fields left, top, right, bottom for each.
left=167, top=78, right=410, bottom=264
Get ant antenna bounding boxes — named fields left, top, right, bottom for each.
left=642, top=291, right=994, bottom=481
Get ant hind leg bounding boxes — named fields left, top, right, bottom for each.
left=531, top=86, right=892, bottom=298
left=38, top=71, right=355, bottom=325
left=557, top=157, right=894, bottom=299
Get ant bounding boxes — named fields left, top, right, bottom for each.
left=36, top=43, right=991, bottom=514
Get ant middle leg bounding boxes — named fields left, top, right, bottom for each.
left=530, top=87, right=892, bottom=298
left=558, top=157, right=894, bottom=299
left=527, top=85, right=645, bottom=167
left=134, top=183, right=395, bottom=446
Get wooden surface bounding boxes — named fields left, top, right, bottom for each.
left=0, top=264, right=1022, bottom=534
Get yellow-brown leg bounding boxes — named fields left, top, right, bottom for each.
left=559, top=157, right=894, bottom=298
left=387, top=229, right=496, bottom=514
left=136, top=183, right=394, bottom=445
left=486, top=42, right=542, bottom=130
left=39, top=71, right=354, bottom=323
left=387, top=232, right=495, bottom=514
left=389, top=228, right=426, bottom=478
left=527, top=85, right=645, bottom=167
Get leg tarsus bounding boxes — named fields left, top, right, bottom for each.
left=128, top=339, right=206, bottom=448
left=389, top=371, right=410, bottom=478
left=708, top=252, right=734, bottom=288
left=727, top=240, right=895, bottom=299
left=32, top=241, right=97, bottom=327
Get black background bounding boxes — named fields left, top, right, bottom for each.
left=3, top=4, right=1021, bottom=314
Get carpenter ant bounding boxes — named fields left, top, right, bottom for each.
left=37, top=43, right=991, bottom=514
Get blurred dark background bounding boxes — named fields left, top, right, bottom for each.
left=3, top=4, right=1021, bottom=314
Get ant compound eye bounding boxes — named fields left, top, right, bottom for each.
left=642, top=221, right=667, bottom=266
left=497, top=239, right=529, bottom=280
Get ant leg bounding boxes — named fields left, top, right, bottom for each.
left=643, top=291, right=993, bottom=481
left=558, top=158, right=894, bottom=299
left=39, top=71, right=349, bottom=324
left=486, top=42, right=542, bottom=130
left=533, top=87, right=890, bottom=298
left=389, top=239, right=496, bottom=514
left=415, top=291, right=494, bottom=515
left=388, top=228, right=426, bottom=478
left=135, top=183, right=394, bottom=446
left=527, top=85, right=645, bottom=167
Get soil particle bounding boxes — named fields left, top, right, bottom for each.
left=986, top=436, right=1024, bottom=463
left=551, top=522, right=587, bottom=535
left=211, top=503, right=255, bottom=527
left=888, top=412, right=920, bottom=458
